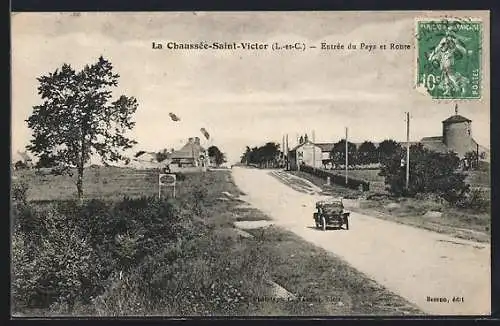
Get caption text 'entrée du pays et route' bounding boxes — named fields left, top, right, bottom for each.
left=151, top=41, right=412, bottom=52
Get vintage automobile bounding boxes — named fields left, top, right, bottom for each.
left=313, top=199, right=350, bottom=231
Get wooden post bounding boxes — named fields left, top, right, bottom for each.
left=312, top=130, right=316, bottom=168
left=158, top=173, right=161, bottom=200
left=345, top=127, right=348, bottom=185
left=406, top=112, right=410, bottom=191
left=476, top=143, right=480, bottom=169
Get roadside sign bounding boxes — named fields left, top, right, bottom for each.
left=159, top=173, right=176, bottom=199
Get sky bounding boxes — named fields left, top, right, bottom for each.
left=11, top=11, right=490, bottom=164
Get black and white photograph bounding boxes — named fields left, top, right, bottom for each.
left=11, top=11, right=491, bottom=317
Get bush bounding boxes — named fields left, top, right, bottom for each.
left=379, top=144, right=468, bottom=203
left=455, top=188, right=490, bottom=212
left=11, top=194, right=195, bottom=312
left=12, top=180, right=29, bottom=204
left=12, top=225, right=103, bottom=309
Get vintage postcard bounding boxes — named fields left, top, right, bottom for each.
left=11, top=11, right=490, bottom=317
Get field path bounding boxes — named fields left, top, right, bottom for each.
left=231, top=167, right=490, bottom=315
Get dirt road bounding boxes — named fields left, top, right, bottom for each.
left=231, top=167, right=491, bottom=315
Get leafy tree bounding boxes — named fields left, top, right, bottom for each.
left=379, top=143, right=468, bottom=202
left=26, top=56, right=138, bottom=200
left=241, top=142, right=281, bottom=167
left=208, top=145, right=227, bottom=167
left=35, top=153, right=58, bottom=168
left=156, top=149, right=170, bottom=163
left=377, top=139, right=401, bottom=163
left=330, top=139, right=357, bottom=166
left=240, top=146, right=251, bottom=164
left=357, top=141, right=377, bottom=165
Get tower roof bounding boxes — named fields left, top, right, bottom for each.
left=442, top=114, right=471, bottom=124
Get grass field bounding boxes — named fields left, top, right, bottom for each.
left=14, top=167, right=167, bottom=202
left=328, top=169, right=385, bottom=183
left=11, top=167, right=422, bottom=316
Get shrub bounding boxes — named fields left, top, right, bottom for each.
left=379, top=144, right=468, bottom=202
left=11, top=194, right=193, bottom=312
left=12, top=224, right=103, bottom=309
left=12, top=180, right=29, bottom=204
left=455, top=188, right=490, bottom=212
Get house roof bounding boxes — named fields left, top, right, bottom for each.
left=135, top=151, right=157, bottom=160
left=420, top=136, right=443, bottom=142
left=315, top=143, right=335, bottom=152
left=442, top=114, right=471, bottom=124
left=289, top=140, right=319, bottom=152
left=171, top=142, right=206, bottom=159
left=421, top=141, right=449, bottom=153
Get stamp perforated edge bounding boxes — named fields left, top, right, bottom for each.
left=413, top=16, right=484, bottom=102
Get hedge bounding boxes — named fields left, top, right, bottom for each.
left=299, top=165, right=370, bottom=191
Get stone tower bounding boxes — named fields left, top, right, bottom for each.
left=442, top=104, right=474, bottom=158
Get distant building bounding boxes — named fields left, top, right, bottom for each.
left=171, top=137, right=207, bottom=168
left=288, top=138, right=322, bottom=170
left=419, top=104, right=489, bottom=161
left=287, top=104, right=489, bottom=171
left=315, top=143, right=336, bottom=166
left=12, top=151, right=33, bottom=170
left=135, top=151, right=158, bottom=163
left=127, top=151, right=161, bottom=169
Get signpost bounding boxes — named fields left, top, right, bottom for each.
left=158, top=173, right=176, bottom=199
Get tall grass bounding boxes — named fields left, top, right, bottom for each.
left=11, top=171, right=275, bottom=316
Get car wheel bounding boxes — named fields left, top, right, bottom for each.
left=321, top=216, right=327, bottom=231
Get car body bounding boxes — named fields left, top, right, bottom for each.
left=313, top=199, right=350, bottom=231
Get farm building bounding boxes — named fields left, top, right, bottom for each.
left=170, top=137, right=207, bottom=169
left=315, top=143, right=336, bottom=167
left=11, top=151, right=34, bottom=170
left=288, top=139, right=322, bottom=170
left=418, top=105, right=489, bottom=161
left=126, top=151, right=162, bottom=170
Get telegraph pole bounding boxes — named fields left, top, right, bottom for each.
left=405, top=112, right=410, bottom=191
left=282, top=134, right=285, bottom=166
left=312, top=130, right=316, bottom=168
left=285, top=134, right=289, bottom=170
left=345, top=127, right=349, bottom=185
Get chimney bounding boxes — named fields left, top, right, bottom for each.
left=194, top=137, right=200, bottom=145
left=188, top=137, right=194, bottom=144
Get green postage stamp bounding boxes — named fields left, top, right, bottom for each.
left=416, top=18, right=482, bottom=99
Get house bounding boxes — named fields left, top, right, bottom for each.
left=170, top=137, right=207, bottom=169
left=315, top=143, right=336, bottom=167
left=418, top=105, right=489, bottom=161
left=288, top=139, right=322, bottom=170
left=126, top=151, right=162, bottom=170
left=135, top=151, right=159, bottom=163
left=12, top=151, right=34, bottom=170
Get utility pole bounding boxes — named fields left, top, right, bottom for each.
left=405, top=112, right=410, bottom=191
left=312, top=130, right=316, bottom=168
left=345, top=127, right=348, bottom=185
left=476, top=142, right=480, bottom=170
left=285, top=134, right=289, bottom=170
left=282, top=134, right=285, bottom=167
